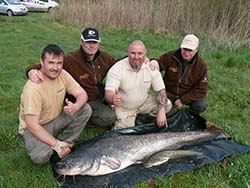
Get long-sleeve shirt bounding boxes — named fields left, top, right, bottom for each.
left=157, top=49, right=208, bottom=104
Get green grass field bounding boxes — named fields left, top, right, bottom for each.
left=0, top=13, right=249, bottom=188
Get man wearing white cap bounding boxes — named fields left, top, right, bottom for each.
left=26, top=28, right=116, bottom=129
left=157, top=34, right=208, bottom=115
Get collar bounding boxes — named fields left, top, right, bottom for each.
left=126, top=57, right=147, bottom=72
left=173, top=48, right=198, bottom=65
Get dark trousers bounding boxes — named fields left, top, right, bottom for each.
left=168, top=99, right=208, bottom=116
left=88, top=100, right=116, bottom=128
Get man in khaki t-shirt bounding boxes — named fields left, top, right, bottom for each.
left=105, top=40, right=172, bottom=130
left=19, top=44, right=91, bottom=164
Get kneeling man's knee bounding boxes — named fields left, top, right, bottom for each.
left=31, top=150, right=53, bottom=164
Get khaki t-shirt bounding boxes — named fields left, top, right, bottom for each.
left=19, top=69, right=80, bottom=134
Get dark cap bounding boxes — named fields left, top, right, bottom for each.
left=81, top=27, right=101, bottom=42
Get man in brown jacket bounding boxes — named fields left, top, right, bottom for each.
left=26, top=28, right=116, bottom=128
left=157, top=34, right=208, bottom=115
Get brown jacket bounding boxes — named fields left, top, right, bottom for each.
left=26, top=47, right=115, bottom=101
left=158, top=49, right=208, bottom=104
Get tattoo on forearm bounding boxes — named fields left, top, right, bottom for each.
left=156, top=89, right=167, bottom=110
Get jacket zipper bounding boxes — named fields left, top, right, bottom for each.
left=173, top=56, right=182, bottom=99
left=91, top=60, right=99, bottom=96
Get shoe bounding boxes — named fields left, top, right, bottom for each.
left=135, top=113, right=155, bottom=125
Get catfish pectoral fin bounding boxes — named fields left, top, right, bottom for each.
left=143, top=150, right=203, bottom=168
left=101, top=155, right=121, bottom=170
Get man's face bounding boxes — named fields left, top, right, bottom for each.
left=181, top=48, right=198, bottom=61
left=80, top=40, right=99, bottom=57
left=40, top=53, right=63, bottom=79
left=128, top=44, right=146, bottom=69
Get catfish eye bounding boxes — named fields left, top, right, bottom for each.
left=56, top=162, right=66, bottom=169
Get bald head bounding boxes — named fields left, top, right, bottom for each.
left=128, top=40, right=147, bottom=71
left=128, top=40, right=147, bottom=53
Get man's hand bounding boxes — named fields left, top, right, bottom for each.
left=148, top=60, right=159, bottom=71
left=156, top=108, right=168, bottom=127
left=28, top=69, right=44, bottom=83
left=175, top=99, right=183, bottom=109
left=52, top=140, right=73, bottom=158
left=63, top=98, right=78, bottom=116
left=113, top=89, right=121, bottom=107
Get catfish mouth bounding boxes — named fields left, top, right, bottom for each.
left=55, top=162, right=83, bottom=176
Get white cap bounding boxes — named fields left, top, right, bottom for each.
left=180, top=34, right=199, bottom=50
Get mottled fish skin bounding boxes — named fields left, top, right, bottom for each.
left=55, top=130, right=228, bottom=176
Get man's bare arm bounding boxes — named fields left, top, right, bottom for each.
left=156, top=89, right=168, bottom=127
left=64, top=88, right=88, bottom=116
left=25, top=115, right=58, bottom=147
left=156, top=89, right=167, bottom=110
left=25, top=115, right=72, bottom=158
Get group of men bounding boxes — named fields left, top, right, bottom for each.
left=19, top=28, right=208, bottom=164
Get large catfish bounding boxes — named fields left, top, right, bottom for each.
left=55, top=130, right=228, bottom=176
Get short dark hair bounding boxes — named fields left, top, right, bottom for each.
left=41, top=44, right=64, bottom=61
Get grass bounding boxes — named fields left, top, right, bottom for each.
left=52, top=0, right=250, bottom=51
left=0, top=12, right=250, bottom=188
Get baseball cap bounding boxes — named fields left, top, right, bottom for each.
left=81, top=27, right=101, bottom=42
left=180, top=34, right=199, bottom=50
